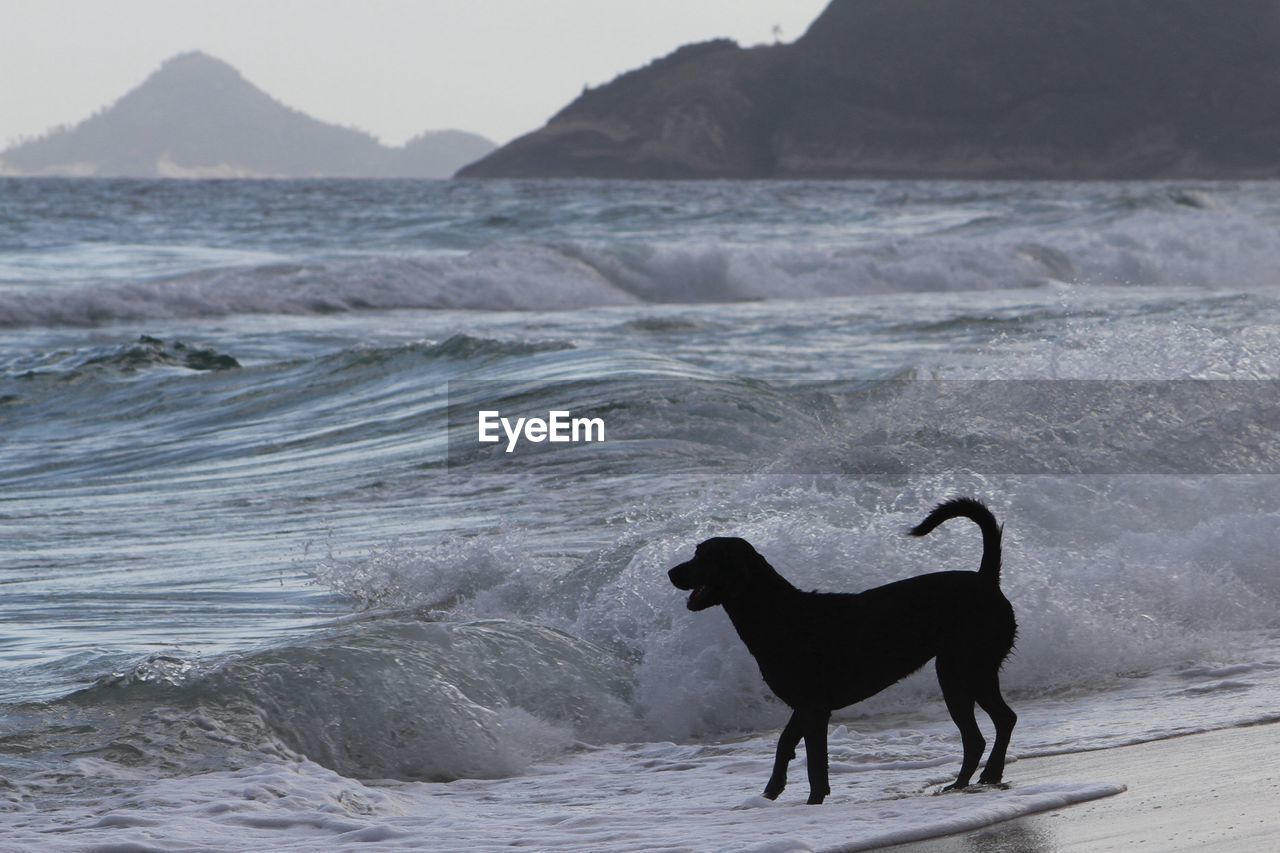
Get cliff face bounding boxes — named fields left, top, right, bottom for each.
left=458, top=40, right=785, bottom=179
left=1, top=52, right=496, bottom=179
left=462, top=0, right=1280, bottom=179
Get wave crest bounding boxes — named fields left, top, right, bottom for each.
left=4, top=200, right=1278, bottom=327
left=57, top=618, right=633, bottom=782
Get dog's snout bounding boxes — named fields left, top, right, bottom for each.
left=668, top=560, right=695, bottom=590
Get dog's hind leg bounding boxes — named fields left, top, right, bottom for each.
left=801, top=710, right=832, bottom=805
left=763, top=711, right=804, bottom=800
left=937, top=658, right=985, bottom=790
left=975, top=673, right=1017, bottom=785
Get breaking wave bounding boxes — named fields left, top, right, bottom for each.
left=3, top=198, right=1278, bottom=327
left=28, top=618, right=632, bottom=783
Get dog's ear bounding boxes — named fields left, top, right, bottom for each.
left=727, top=538, right=768, bottom=567
left=713, top=538, right=774, bottom=593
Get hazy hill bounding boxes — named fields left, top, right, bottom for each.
left=462, top=0, right=1280, bottom=179
left=395, top=130, right=496, bottom=178
left=0, top=52, right=495, bottom=178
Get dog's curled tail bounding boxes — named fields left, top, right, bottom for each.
left=909, top=497, right=1003, bottom=583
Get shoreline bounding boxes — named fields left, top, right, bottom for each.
left=879, top=721, right=1280, bottom=853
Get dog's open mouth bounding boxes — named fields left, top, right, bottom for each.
left=687, top=584, right=716, bottom=610
left=669, top=561, right=719, bottom=610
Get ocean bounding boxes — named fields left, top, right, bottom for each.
left=1, top=177, right=1277, bottom=850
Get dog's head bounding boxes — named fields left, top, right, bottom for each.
left=668, top=537, right=772, bottom=611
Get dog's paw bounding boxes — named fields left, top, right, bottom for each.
left=936, top=780, right=1007, bottom=795
left=806, top=794, right=826, bottom=805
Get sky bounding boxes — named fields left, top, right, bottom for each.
left=0, top=0, right=829, bottom=149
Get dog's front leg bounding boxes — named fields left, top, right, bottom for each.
left=802, top=710, right=832, bottom=805
left=763, top=711, right=804, bottom=799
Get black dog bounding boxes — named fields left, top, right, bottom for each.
left=668, top=498, right=1017, bottom=804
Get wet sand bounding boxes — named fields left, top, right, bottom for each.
left=880, top=722, right=1280, bottom=853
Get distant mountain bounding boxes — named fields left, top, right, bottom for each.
left=0, top=52, right=496, bottom=178
left=462, top=0, right=1280, bottom=180
left=395, top=130, right=496, bottom=179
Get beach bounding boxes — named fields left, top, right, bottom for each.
left=886, top=722, right=1280, bottom=853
